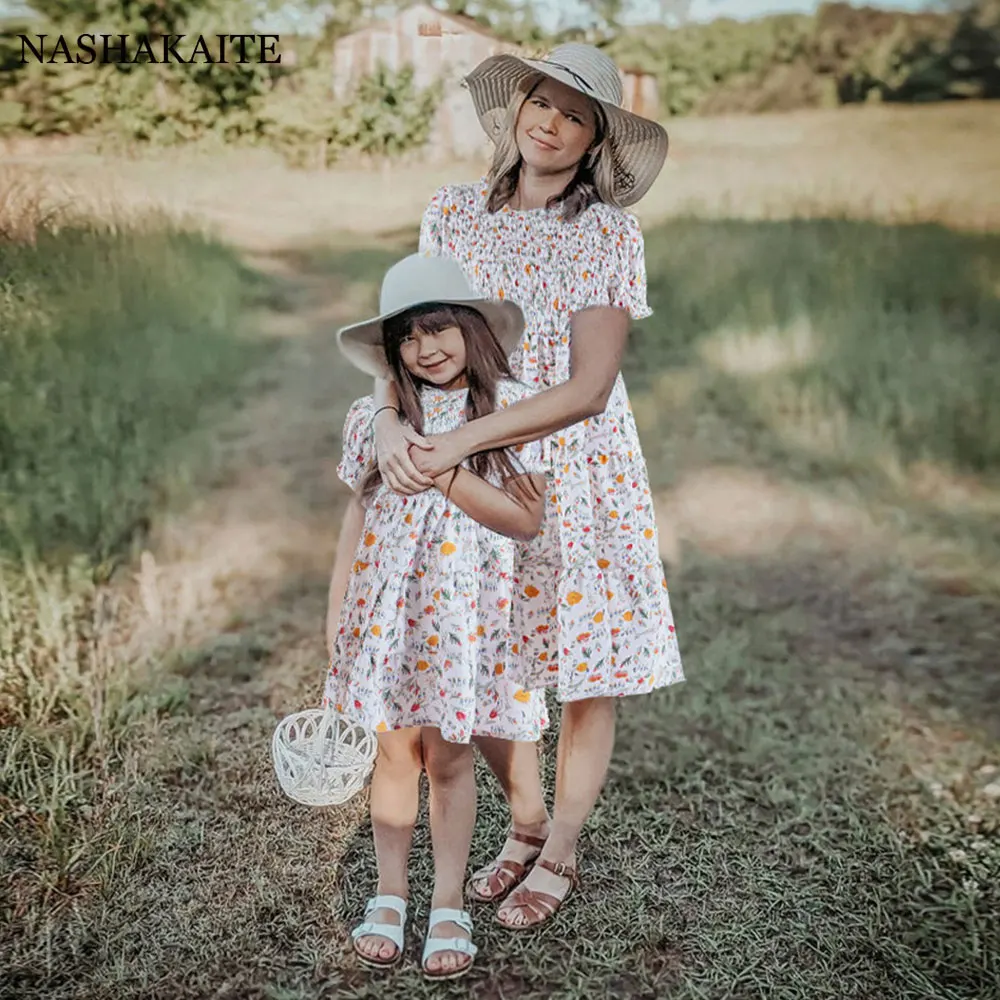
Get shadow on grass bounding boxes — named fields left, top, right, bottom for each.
left=629, top=216, right=1000, bottom=477
left=317, top=557, right=997, bottom=1000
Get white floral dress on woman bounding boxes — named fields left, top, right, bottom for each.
left=323, top=381, right=550, bottom=744
left=418, top=181, right=684, bottom=702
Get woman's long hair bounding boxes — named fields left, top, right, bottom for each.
left=359, top=304, right=540, bottom=507
left=484, top=72, right=620, bottom=223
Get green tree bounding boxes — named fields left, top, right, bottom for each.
left=581, top=0, right=629, bottom=36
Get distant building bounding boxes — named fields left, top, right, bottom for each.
left=331, top=2, right=520, bottom=160
left=331, top=3, right=661, bottom=159
left=618, top=65, right=660, bottom=121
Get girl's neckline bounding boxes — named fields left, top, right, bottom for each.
left=420, top=383, right=468, bottom=399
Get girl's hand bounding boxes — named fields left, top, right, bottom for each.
left=374, top=411, right=435, bottom=494
left=411, top=430, right=471, bottom=481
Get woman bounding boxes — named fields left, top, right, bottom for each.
left=369, top=42, right=684, bottom=929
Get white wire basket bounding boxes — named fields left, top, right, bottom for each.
left=271, top=705, right=378, bottom=807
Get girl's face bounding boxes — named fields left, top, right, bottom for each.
left=399, top=323, right=468, bottom=390
left=515, top=77, right=598, bottom=176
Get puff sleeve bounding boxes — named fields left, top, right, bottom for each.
left=572, top=209, right=653, bottom=321
left=418, top=185, right=450, bottom=258
left=608, top=213, right=653, bottom=320
left=336, top=395, right=376, bottom=491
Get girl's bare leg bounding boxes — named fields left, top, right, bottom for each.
left=354, top=727, right=423, bottom=962
left=421, top=728, right=477, bottom=975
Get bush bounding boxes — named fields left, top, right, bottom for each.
left=609, top=1, right=998, bottom=117
left=260, top=60, right=443, bottom=169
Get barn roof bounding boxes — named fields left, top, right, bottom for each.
left=338, top=2, right=507, bottom=43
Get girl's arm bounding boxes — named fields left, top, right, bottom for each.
left=326, top=493, right=366, bottom=657
left=431, top=468, right=546, bottom=543
left=373, top=376, right=434, bottom=494
left=413, top=306, right=630, bottom=476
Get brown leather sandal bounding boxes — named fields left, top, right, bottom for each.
left=465, top=830, right=548, bottom=904
left=495, top=859, right=580, bottom=930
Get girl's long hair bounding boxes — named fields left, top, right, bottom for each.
left=359, top=304, right=541, bottom=507
left=484, top=71, right=620, bottom=223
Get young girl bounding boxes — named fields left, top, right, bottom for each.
left=323, top=253, right=549, bottom=979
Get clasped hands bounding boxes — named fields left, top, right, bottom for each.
left=375, top=419, right=467, bottom=496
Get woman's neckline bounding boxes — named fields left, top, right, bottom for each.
left=500, top=202, right=554, bottom=216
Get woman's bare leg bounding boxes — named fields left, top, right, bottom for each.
left=497, top=696, right=616, bottom=927
left=467, top=736, right=550, bottom=899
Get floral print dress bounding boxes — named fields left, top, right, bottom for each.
left=323, top=381, right=550, bottom=744
left=418, top=181, right=684, bottom=703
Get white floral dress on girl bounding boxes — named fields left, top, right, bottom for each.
left=324, top=381, right=550, bottom=744
left=419, top=181, right=684, bottom=702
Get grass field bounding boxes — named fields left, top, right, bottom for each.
left=2, top=101, right=999, bottom=1000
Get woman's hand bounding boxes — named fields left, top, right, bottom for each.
left=374, top=410, right=435, bottom=494
left=411, top=429, right=472, bottom=481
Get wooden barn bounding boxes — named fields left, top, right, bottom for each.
left=330, top=4, right=661, bottom=159
left=619, top=65, right=660, bottom=121
left=331, top=2, right=520, bottom=160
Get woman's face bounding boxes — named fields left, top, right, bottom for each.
left=399, top=324, right=468, bottom=390
left=515, top=77, right=598, bottom=175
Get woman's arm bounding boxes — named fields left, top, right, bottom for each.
left=326, top=494, right=366, bottom=656
left=431, top=468, right=546, bottom=543
left=412, top=306, right=630, bottom=477
left=373, top=376, right=435, bottom=494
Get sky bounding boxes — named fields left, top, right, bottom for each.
left=0, top=0, right=939, bottom=30
left=545, top=0, right=934, bottom=29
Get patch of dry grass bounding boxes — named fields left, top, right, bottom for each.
left=6, top=101, right=997, bottom=245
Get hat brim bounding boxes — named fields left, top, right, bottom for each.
left=463, top=54, right=668, bottom=208
left=337, top=297, right=525, bottom=379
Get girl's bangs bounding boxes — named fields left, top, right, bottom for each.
left=386, top=303, right=487, bottom=341
left=411, top=305, right=467, bottom=334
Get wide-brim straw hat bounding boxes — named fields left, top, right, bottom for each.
left=463, top=42, right=668, bottom=208
left=336, top=253, right=524, bottom=378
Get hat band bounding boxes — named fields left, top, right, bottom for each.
left=542, top=59, right=606, bottom=96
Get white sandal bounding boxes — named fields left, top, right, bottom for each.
left=351, top=894, right=407, bottom=969
left=421, top=907, right=477, bottom=981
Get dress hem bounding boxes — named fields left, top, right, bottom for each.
left=334, top=701, right=547, bottom=745
left=532, top=671, right=684, bottom=703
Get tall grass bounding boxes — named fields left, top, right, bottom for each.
left=0, top=170, right=263, bottom=564
left=0, top=168, right=265, bottom=928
